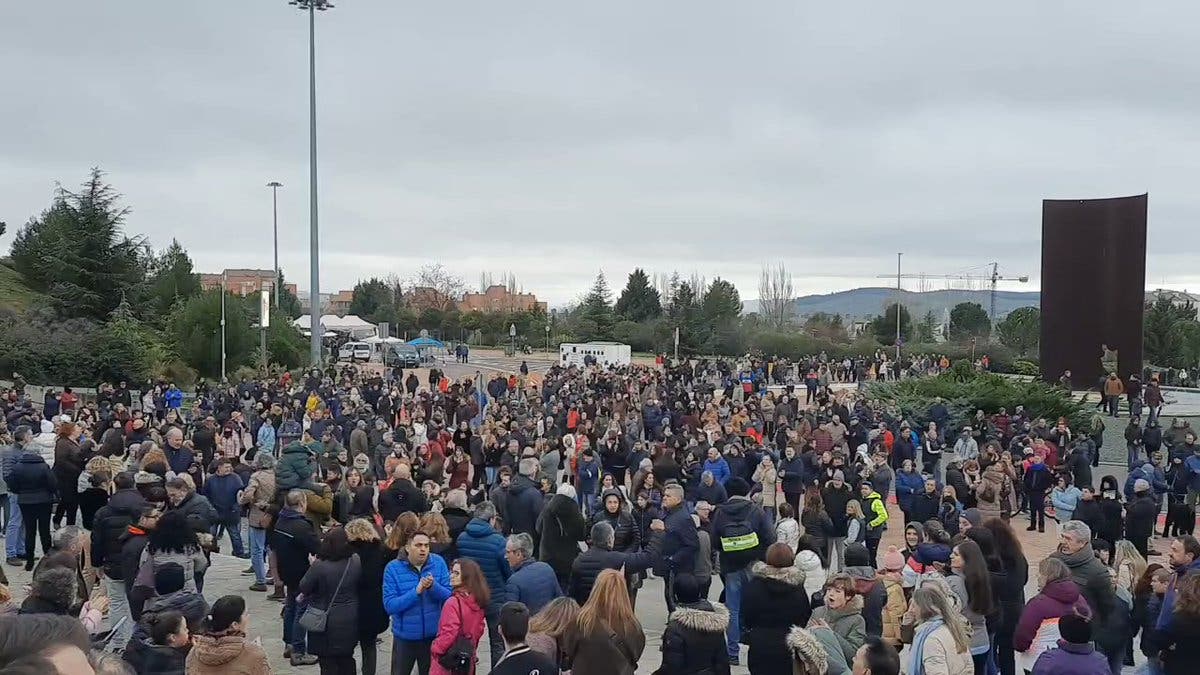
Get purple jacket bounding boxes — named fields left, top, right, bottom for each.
left=1014, top=579, right=1093, bottom=651
left=1030, top=641, right=1109, bottom=675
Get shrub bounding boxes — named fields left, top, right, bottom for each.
left=1013, top=360, right=1040, bottom=377
left=867, top=369, right=1090, bottom=432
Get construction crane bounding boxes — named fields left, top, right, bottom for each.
left=876, top=261, right=1030, bottom=328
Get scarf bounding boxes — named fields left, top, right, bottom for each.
left=909, top=618, right=945, bottom=675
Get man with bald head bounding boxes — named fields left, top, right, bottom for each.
left=163, top=427, right=194, bottom=475
left=379, top=461, right=429, bottom=521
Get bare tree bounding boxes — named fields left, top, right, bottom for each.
left=406, top=263, right=466, bottom=312
left=758, top=262, right=794, bottom=328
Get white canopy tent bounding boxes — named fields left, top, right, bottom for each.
left=293, top=314, right=378, bottom=339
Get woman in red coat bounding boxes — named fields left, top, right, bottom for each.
left=432, top=558, right=490, bottom=675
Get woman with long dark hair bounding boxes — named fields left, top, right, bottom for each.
left=979, top=518, right=1028, bottom=675
left=800, top=487, right=833, bottom=569
left=52, top=422, right=84, bottom=528
left=431, top=558, right=490, bottom=675
left=138, top=510, right=208, bottom=597
left=299, top=527, right=362, bottom=675
left=947, top=540, right=995, bottom=675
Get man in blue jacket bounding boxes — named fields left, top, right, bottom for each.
left=1158, top=535, right=1200, bottom=631
left=383, top=530, right=452, bottom=674
left=702, top=447, right=731, bottom=485
left=503, top=533, right=561, bottom=614
left=653, top=483, right=699, bottom=614
left=163, top=428, right=194, bottom=477
left=456, top=501, right=511, bottom=665
left=201, top=459, right=246, bottom=558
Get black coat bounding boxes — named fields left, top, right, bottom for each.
left=504, top=476, right=544, bottom=540
left=566, top=534, right=660, bottom=605
left=349, top=540, right=390, bottom=639
left=91, top=489, right=150, bottom=578
left=440, top=506, right=472, bottom=562
left=739, top=562, right=812, bottom=675
left=270, top=508, right=321, bottom=587
left=299, top=555, right=362, bottom=657
left=1162, top=611, right=1200, bottom=675
left=6, top=452, right=58, bottom=504
left=658, top=600, right=732, bottom=675
left=590, top=504, right=639, bottom=553
left=119, top=528, right=151, bottom=617
left=1096, top=497, right=1124, bottom=545
left=536, top=494, right=587, bottom=582
left=171, top=492, right=218, bottom=535
left=378, top=478, right=430, bottom=522
left=908, top=491, right=941, bottom=526
left=1125, top=494, right=1158, bottom=542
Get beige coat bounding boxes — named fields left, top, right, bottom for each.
left=753, top=464, right=781, bottom=509
left=239, top=469, right=276, bottom=529
left=913, top=622, right=972, bottom=675
left=974, top=464, right=1011, bottom=522
left=185, top=633, right=272, bottom=675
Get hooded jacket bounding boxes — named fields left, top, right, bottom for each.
left=809, top=594, right=867, bottom=665
left=846, top=565, right=888, bottom=638
left=504, top=475, right=544, bottom=539
left=455, top=518, right=511, bottom=611
left=184, top=633, right=271, bottom=675
left=741, top=561, right=814, bottom=672
left=709, top=496, right=775, bottom=573
left=6, top=451, right=58, bottom=504
left=90, top=488, right=150, bottom=578
left=536, top=493, right=587, bottom=581
left=1013, top=578, right=1093, bottom=651
left=658, top=601, right=731, bottom=675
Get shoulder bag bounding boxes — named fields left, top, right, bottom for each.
left=437, top=596, right=476, bottom=673
left=298, top=556, right=353, bottom=633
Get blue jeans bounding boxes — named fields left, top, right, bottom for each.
left=249, top=527, right=267, bottom=584
left=212, top=517, right=244, bottom=557
left=1128, top=444, right=1141, bottom=470
left=724, top=568, right=750, bottom=661
left=4, top=494, right=24, bottom=559
left=283, top=588, right=307, bottom=653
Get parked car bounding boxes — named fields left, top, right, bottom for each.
left=385, top=345, right=421, bottom=368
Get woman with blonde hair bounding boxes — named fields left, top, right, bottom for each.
left=384, top=511, right=422, bottom=556
left=345, top=519, right=389, bottom=674
left=903, top=582, right=973, bottom=675
left=845, top=499, right=867, bottom=545
left=526, top=596, right=580, bottom=670
left=419, top=511, right=453, bottom=557
left=565, top=569, right=644, bottom=675
left=77, top=455, right=113, bottom=530
left=1112, top=539, right=1148, bottom=594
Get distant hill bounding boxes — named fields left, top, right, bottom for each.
left=0, top=260, right=44, bottom=314
left=784, top=287, right=1041, bottom=320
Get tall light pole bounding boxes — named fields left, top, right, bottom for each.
left=220, top=270, right=227, bottom=381
left=288, top=0, right=333, bottom=367
left=895, top=252, right=903, bottom=365
left=267, top=181, right=282, bottom=307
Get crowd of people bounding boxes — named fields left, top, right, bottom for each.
left=0, top=355, right=1199, bottom=675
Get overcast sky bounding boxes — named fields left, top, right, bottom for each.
left=3, top=2, right=1198, bottom=307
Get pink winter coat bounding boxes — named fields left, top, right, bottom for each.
left=431, top=590, right=487, bottom=675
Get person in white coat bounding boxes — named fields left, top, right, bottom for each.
left=794, top=535, right=827, bottom=602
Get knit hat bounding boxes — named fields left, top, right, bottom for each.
left=845, top=543, right=870, bottom=568
left=726, top=477, right=751, bottom=498
left=881, top=546, right=905, bottom=572
left=1141, top=463, right=1155, bottom=474
left=961, top=508, right=983, bottom=528
left=154, top=562, right=186, bottom=595
left=832, top=470, right=845, bottom=482
left=673, top=573, right=702, bottom=604
left=786, top=626, right=828, bottom=675
left=1134, top=478, right=1150, bottom=493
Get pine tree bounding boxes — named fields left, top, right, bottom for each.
left=614, top=268, right=662, bottom=322
left=578, top=272, right=616, bottom=340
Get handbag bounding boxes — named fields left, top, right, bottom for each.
left=436, top=596, right=475, bottom=674
left=298, top=557, right=353, bottom=633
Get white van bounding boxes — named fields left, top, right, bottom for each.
left=337, top=341, right=372, bottom=362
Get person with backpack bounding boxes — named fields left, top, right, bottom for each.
left=859, top=482, right=889, bottom=567
left=709, top=477, right=775, bottom=666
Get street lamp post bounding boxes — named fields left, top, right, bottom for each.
left=509, top=323, right=517, bottom=355
left=287, top=0, right=333, bottom=367
left=267, top=181, right=282, bottom=307
left=220, top=271, right=227, bottom=381
left=544, top=323, right=550, bottom=353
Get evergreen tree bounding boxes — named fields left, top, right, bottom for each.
left=701, top=278, right=743, bottom=328
left=1144, top=296, right=1199, bottom=366
left=577, top=271, right=616, bottom=340
left=167, top=289, right=255, bottom=377
left=613, top=268, right=662, bottom=322
left=996, top=306, right=1040, bottom=356
left=275, top=271, right=303, bottom=319
left=667, top=281, right=705, bottom=354
left=870, top=303, right=913, bottom=345
left=142, top=239, right=201, bottom=322
left=10, top=169, right=148, bottom=319
left=948, top=302, right=991, bottom=341
left=913, top=310, right=939, bottom=343
left=349, top=277, right=393, bottom=319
